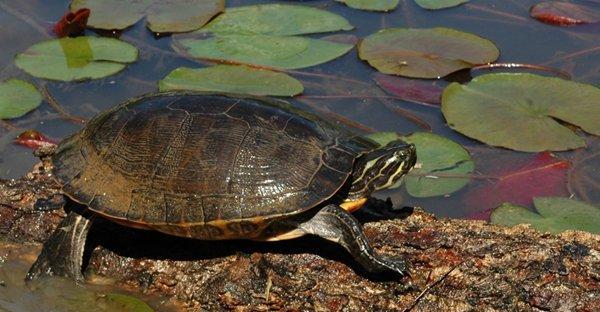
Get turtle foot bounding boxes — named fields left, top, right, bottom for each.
left=26, top=212, right=92, bottom=283
left=368, top=254, right=409, bottom=277
left=293, top=204, right=410, bottom=278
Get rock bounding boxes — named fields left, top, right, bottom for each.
left=1, top=161, right=598, bottom=311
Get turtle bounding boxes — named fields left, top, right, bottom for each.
left=26, top=92, right=416, bottom=282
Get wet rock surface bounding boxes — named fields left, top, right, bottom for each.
left=1, top=161, right=599, bottom=311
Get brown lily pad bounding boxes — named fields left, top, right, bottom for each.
left=358, top=27, right=499, bottom=78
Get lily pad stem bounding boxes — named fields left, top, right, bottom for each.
left=379, top=100, right=432, bottom=132
left=0, top=2, right=51, bottom=39
left=470, top=63, right=571, bottom=80
left=466, top=4, right=528, bottom=22
left=285, top=70, right=371, bottom=86
left=40, top=84, right=87, bottom=124
left=299, top=98, right=376, bottom=133
left=0, top=119, right=18, bottom=131
left=409, top=172, right=498, bottom=180
left=542, top=46, right=600, bottom=66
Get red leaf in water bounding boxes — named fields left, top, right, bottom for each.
left=15, top=130, right=56, bottom=150
left=373, top=73, right=443, bottom=106
left=530, top=2, right=600, bottom=26
left=465, top=152, right=570, bottom=220
left=54, top=8, right=91, bottom=37
left=321, top=34, right=359, bottom=46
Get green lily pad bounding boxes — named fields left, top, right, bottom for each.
left=415, top=0, right=469, bottom=10
left=71, top=0, right=149, bottom=30
left=71, top=0, right=224, bottom=32
left=442, top=73, right=600, bottom=152
left=104, top=293, right=155, bottom=312
left=172, top=4, right=353, bottom=70
left=159, top=65, right=303, bottom=96
left=0, top=79, right=42, bottom=119
left=15, top=37, right=137, bottom=81
left=358, top=27, right=499, bottom=78
left=201, top=4, right=353, bottom=36
left=366, top=131, right=474, bottom=197
left=174, top=34, right=353, bottom=70
left=335, top=0, right=399, bottom=11
left=403, top=132, right=474, bottom=197
left=365, top=131, right=402, bottom=147
left=491, top=197, right=600, bottom=234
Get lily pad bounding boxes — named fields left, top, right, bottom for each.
left=71, top=0, right=224, bottom=32
left=415, top=0, right=469, bottom=10
left=404, top=132, right=474, bottom=197
left=0, top=79, right=42, bottom=119
left=491, top=197, right=600, bottom=234
left=104, top=293, right=155, bottom=312
left=335, top=0, right=399, bottom=12
left=201, top=4, right=353, bottom=36
left=442, top=73, right=600, bottom=152
left=159, top=65, right=303, bottom=96
left=374, top=72, right=443, bottom=105
left=358, top=27, right=499, bottom=78
left=15, top=36, right=137, bottom=81
left=175, top=34, right=353, bottom=70
left=366, top=132, right=402, bottom=147
left=366, top=131, right=474, bottom=197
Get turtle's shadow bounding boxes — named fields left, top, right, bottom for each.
left=81, top=200, right=413, bottom=281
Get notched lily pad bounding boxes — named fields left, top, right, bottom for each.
left=358, top=27, right=499, bottom=78
left=200, top=4, right=353, bottom=36
left=366, top=131, right=474, bottom=197
left=442, top=73, right=600, bottom=152
left=71, top=0, right=224, bottom=32
left=415, top=0, right=469, bottom=10
left=491, top=197, right=600, bottom=234
left=335, top=0, right=399, bottom=12
left=159, top=65, right=303, bottom=96
left=174, top=34, right=353, bottom=70
left=0, top=79, right=42, bottom=119
left=15, top=36, right=137, bottom=81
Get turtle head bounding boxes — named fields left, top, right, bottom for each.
left=347, top=140, right=416, bottom=199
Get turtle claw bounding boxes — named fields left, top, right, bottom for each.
left=372, top=255, right=410, bottom=277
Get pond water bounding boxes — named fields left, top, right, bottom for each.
left=0, top=243, right=180, bottom=311
left=0, top=0, right=598, bottom=310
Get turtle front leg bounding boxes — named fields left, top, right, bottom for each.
left=293, top=204, right=408, bottom=276
left=26, top=212, right=92, bottom=283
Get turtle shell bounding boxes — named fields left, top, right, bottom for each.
left=52, top=92, right=376, bottom=239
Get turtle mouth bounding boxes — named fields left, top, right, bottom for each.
left=404, top=143, right=417, bottom=172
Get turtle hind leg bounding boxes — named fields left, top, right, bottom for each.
left=295, top=204, right=408, bottom=276
left=26, top=212, right=92, bottom=283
